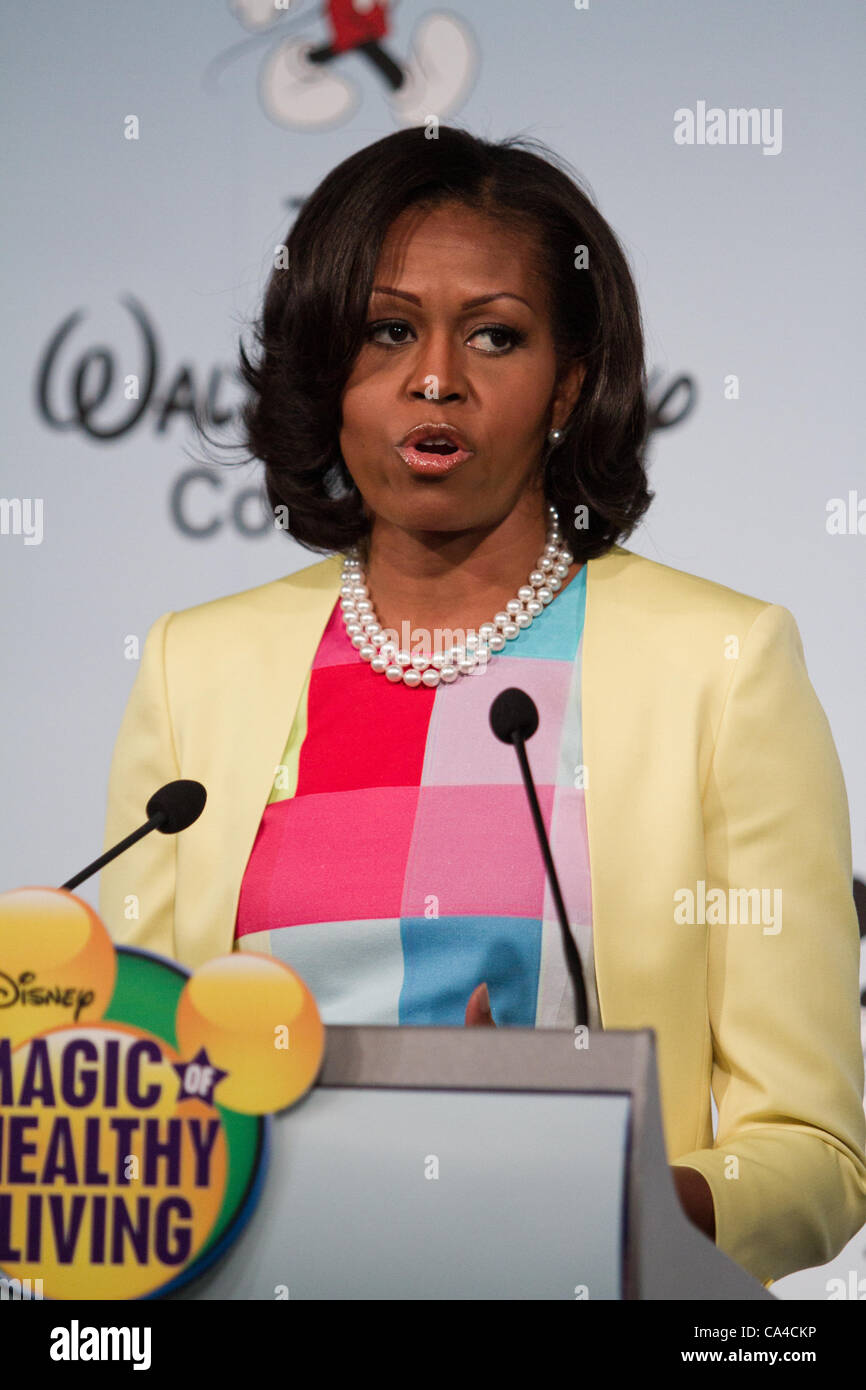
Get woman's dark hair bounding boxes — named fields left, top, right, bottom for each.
left=206, top=124, right=652, bottom=559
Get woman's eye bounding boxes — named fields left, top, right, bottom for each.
left=366, top=320, right=413, bottom=345
left=364, top=320, right=525, bottom=352
left=470, top=325, right=524, bottom=353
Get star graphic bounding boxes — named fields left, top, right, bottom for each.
left=172, top=1047, right=228, bottom=1104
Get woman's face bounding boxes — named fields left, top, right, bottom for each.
left=338, top=202, right=584, bottom=539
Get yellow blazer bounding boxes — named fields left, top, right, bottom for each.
left=98, top=543, right=866, bottom=1287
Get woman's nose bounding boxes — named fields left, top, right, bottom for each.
left=405, top=330, right=468, bottom=402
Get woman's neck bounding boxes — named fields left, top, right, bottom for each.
left=360, top=499, right=577, bottom=648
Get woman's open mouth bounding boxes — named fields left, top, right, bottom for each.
left=395, top=425, right=475, bottom=476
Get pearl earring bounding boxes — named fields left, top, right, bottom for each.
left=547, top=428, right=563, bottom=446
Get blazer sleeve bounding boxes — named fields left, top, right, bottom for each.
left=671, top=602, right=866, bottom=1286
left=97, top=611, right=180, bottom=962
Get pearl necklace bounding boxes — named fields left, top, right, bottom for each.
left=339, top=505, right=574, bottom=688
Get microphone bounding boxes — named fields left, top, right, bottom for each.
left=61, top=780, right=207, bottom=891
left=490, top=689, right=590, bottom=1028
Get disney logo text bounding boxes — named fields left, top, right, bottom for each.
left=0, top=971, right=95, bottom=1023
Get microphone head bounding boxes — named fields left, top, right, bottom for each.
left=489, top=687, right=539, bottom=744
left=146, top=780, right=207, bottom=834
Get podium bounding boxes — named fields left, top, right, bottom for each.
left=169, top=1026, right=773, bottom=1300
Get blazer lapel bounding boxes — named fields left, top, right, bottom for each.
left=178, top=553, right=344, bottom=966
left=581, top=544, right=633, bottom=1031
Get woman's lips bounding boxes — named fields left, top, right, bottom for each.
left=395, top=443, right=474, bottom=476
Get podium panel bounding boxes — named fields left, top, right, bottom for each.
left=177, top=1087, right=629, bottom=1299
left=169, top=1026, right=774, bottom=1301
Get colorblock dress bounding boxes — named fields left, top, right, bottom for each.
left=234, top=564, right=602, bottom=1030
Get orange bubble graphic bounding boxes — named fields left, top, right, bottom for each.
left=175, top=953, right=325, bottom=1114
left=0, top=888, right=116, bottom=1045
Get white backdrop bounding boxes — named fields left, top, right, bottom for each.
left=2, top=0, right=864, bottom=1299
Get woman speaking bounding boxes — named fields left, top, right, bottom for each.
left=99, top=125, right=866, bottom=1289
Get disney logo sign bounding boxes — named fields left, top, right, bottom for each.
left=34, top=294, right=243, bottom=441
left=35, top=295, right=696, bottom=445
left=0, top=970, right=94, bottom=1024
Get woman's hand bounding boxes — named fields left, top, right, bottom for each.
left=465, top=981, right=496, bottom=1026
left=671, top=1165, right=716, bottom=1241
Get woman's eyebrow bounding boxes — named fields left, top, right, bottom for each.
left=371, top=284, right=534, bottom=311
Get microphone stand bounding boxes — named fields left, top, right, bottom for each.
left=508, top=730, right=590, bottom=1028
left=61, top=811, right=169, bottom=892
